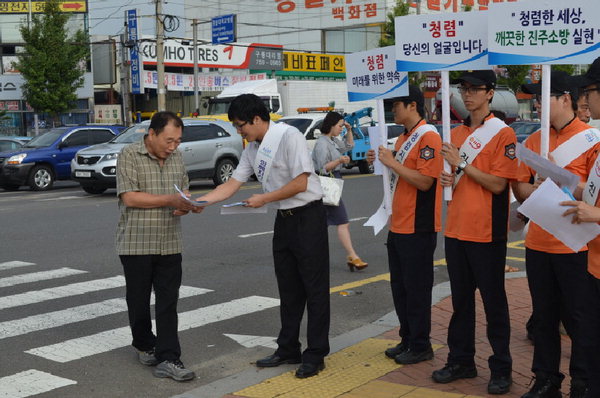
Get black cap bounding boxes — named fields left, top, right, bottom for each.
left=385, top=85, right=424, bottom=108
left=572, top=57, right=600, bottom=87
left=451, top=70, right=496, bottom=88
left=521, top=70, right=575, bottom=95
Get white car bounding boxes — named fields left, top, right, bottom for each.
left=277, top=112, right=328, bottom=150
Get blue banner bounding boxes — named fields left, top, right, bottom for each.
left=127, top=9, right=142, bottom=95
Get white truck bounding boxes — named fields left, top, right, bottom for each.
left=202, top=79, right=375, bottom=121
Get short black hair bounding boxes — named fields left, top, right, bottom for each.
left=228, top=94, right=270, bottom=123
left=321, top=111, right=344, bottom=135
left=149, top=111, right=183, bottom=135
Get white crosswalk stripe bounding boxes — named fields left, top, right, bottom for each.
left=0, top=286, right=211, bottom=339
left=0, top=276, right=126, bottom=310
left=26, top=295, right=280, bottom=363
left=0, top=369, right=76, bottom=398
left=0, top=261, right=35, bottom=271
left=0, top=268, right=87, bottom=288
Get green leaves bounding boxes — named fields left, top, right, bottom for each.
left=14, top=0, right=89, bottom=116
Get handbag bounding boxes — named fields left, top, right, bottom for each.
left=318, top=173, right=344, bottom=206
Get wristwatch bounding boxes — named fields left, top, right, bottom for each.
left=455, top=160, right=468, bottom=175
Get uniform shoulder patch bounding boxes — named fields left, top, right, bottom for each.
left=504, top=143, right=516, bottom=160
left=420, top=145, right=435, bottom=160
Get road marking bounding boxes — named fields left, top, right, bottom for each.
left=237, top=216, right=369, bottom=238
left=224, top=333, right=278, bottom=349
left=0, top=286, right=210, bottom=340
left=330, top=273, right=390, bottom=294
left=36, top=196, right=82, bottom=202
left=506, top=256, right=525, bottom=262
left=0, top=268, right=87, bottom=288
left=0, top=276, right=127, bottom=310
left=0, top=369, right=76, bottom=397
left=26, top=295, right=280, bottom=362
left=0, top=261, right=35, bottom=271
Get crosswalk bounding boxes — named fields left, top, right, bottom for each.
left=0, top=260, right=280, bottom=397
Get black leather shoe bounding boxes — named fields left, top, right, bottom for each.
left=256, top=353, right=301, bottom=368
left=394, top=347, right=434, bottom=365
left=488, top=375, right=512, bottom=395
left=295, top=361, right=325, bottom=378
left=432, top=363, right=477, bottom=383
left=570, top=379, right=587, bottom=398
left=521, top=376, right=561, bottom=398
left=385, top=342, right=408, bottom=359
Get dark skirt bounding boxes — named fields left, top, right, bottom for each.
left=324, top=170, right=349, bottom=226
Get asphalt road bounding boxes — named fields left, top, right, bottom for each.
left=0, top=172, right=526, bottom=398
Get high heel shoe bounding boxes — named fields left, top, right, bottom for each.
left=347, top=256, right=368, bottom=272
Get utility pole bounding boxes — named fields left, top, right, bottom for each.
left=192, top=19, right=199, bottom=115
left=156, top=0, right=166, bottom=111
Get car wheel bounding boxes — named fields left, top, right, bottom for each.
left=81, top=185, right=107, bottom=195
left=358, top=159, right=374, bottom=174
left=213, top=158, right=235, bottom=185
left=1, top=183, right=20, bottom=191
left=28, top=165, right=54, bottom=191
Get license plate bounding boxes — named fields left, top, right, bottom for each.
left=75, top=171, right=91, bottom=178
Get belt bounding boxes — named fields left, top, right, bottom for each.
left=277, top=199, right=321, bottom=218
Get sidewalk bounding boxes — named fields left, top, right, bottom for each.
left=178, top=273, right=575, bottom=398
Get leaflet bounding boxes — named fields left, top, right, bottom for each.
left=173, top=184, right=209, bottom=206
left=220, top=202, right=268, bottom=215
left=515, top=143, right=580, bottom=193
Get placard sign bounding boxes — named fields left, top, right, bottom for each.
left=395, top=11, right=489, bottom=71
left=488, top=0, right=600, bottom=64
left=346, top=46, right=408, bottom=102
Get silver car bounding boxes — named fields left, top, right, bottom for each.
left=71, top=119, right=243, bottom=194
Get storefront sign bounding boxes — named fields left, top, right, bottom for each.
left=0, top=0, right=86, bottom=13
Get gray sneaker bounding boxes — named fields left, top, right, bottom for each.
left=153, top=359, right=195, bottom=381
left=137, top=349, right=159, bottom=366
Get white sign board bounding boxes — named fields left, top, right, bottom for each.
left=345, top=46, right=408, bottom=102
left=142, top=71, right=267, bottom=92
left=488, top=0, right=600, bottom=65
left=395, top=11, right=489, bottom=71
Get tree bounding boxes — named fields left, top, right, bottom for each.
left=497, top=65, right=530, bottom=93
left=379, top=0, right=410, bottom=48
left=14, top=0, right=89, bottom=121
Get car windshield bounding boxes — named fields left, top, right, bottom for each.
left=279, top=118, right=315, bottom=134
left=110, top=125, right=149, bottom=144
left=23, top=128, right=69, bottom=148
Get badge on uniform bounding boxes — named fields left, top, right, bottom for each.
left=504, top=143, right=516, bottom=160
left=420, top=145, right=435, bottom=160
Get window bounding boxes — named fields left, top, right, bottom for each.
left=182, top=125, right=228, bottom=142
left=62, top=130, right=89, bottom=147
left=89, top=129, right=116, bottom=144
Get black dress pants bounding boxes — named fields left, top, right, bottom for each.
left=387, top=231, right=436, bottom=352
left=445, top=237, right=512, bottom=377
left=525, top=249, right=589, bottom=382
left=273, top=201, right=330, bottom=365
left=584, top=273, right=600, bottom=396
left=120, top=254, right=182, bottom=362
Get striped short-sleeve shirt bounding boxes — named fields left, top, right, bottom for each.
left=115, top=138, right=189, bottom=255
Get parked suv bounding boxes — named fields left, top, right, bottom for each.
left=71, top=119, right=242, bottom=194
left=0, top=125, right=124, bottom=191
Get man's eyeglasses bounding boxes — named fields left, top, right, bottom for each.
left=582, top=87, right=600, bottom=98
left=458, top=86, right=488, bottom=95
left=232, top=121, right=248, bottom=130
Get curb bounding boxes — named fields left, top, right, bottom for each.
left=173, top=272, right=527, bottom=398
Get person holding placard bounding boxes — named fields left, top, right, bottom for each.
left=312, top=111, right=368, bottom=272
left=194, top=94, right=330, bottom=379
left=376, top=85, right=442, bottom=365
left=561, top=57, right=600, bottom=398
left=512, top=71, right=600, bottom=398
left=434, top=70, right=516, bottom=395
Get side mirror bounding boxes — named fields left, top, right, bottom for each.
left=58, top=141, right=67, bottom=149
left=202, top=102, right=208, bottom=109
left=313, top=129, right=322, bottom=139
